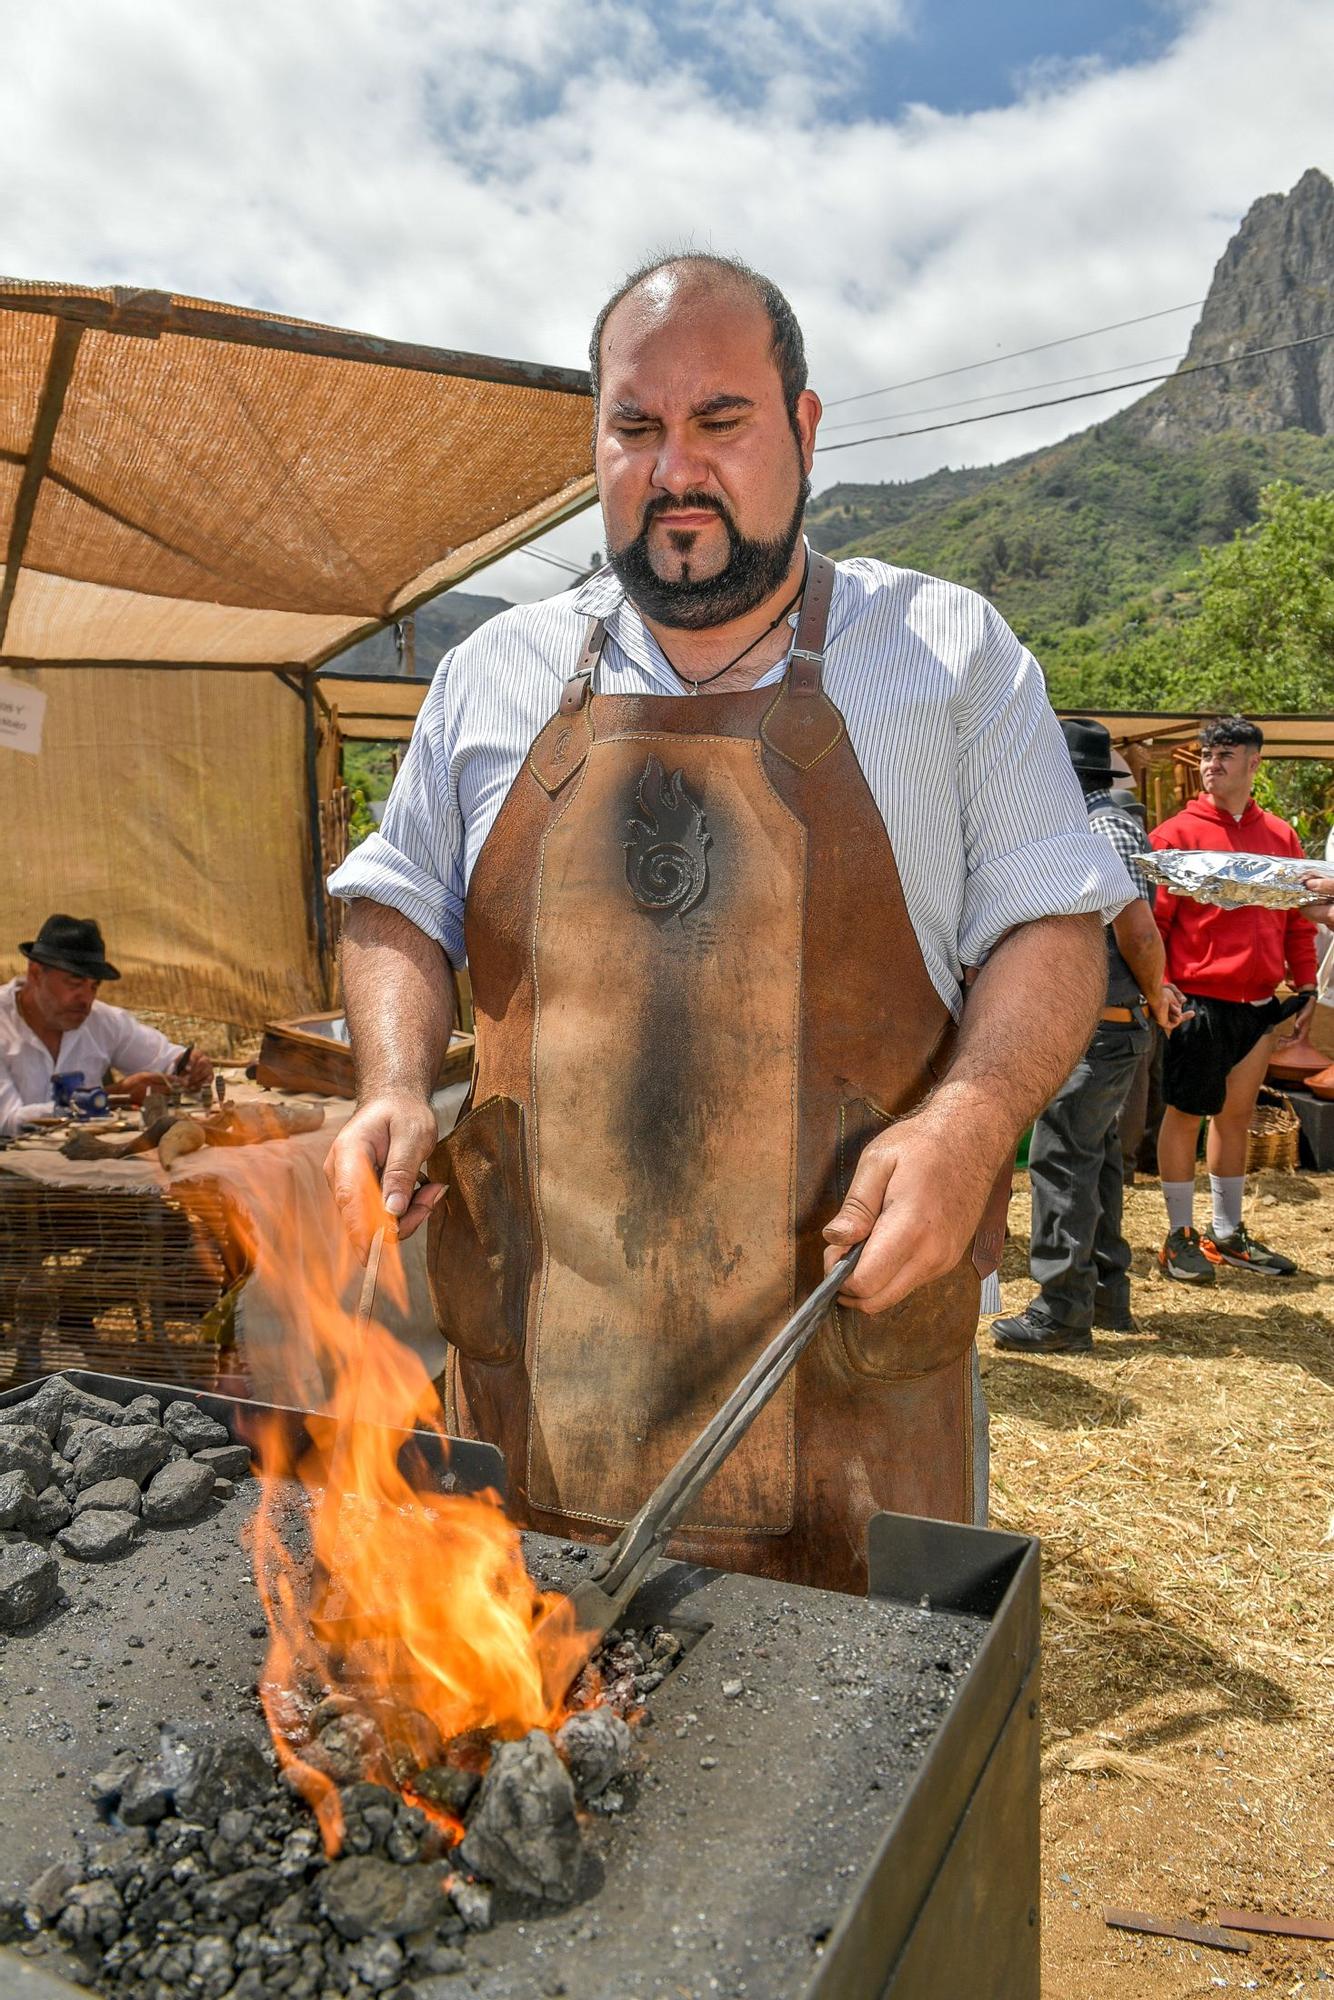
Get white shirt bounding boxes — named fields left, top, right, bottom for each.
left=0, top=978, right=183, bottom=1136
left=328, top=552, right=1134, bottom=1011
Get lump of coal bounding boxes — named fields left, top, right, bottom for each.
left=73, top=1477, right=143, bottom=1517
left=116, top=1759, right=175, bottom=1827
left=410, top=1764, right=481, bottom=1818
left=71, top=1423, right=172, bottom=1493
left=459, top=1730, right=582, bottom=1905
left=197, top=1866, right=283, bottom=1926
left=345, top=1936, right=405, bottom=1992
left=24, top=1859, right=80, bottom=1925
left=162, top=1400, right=231, bottom=1453
left=0, top=1539, right=60, bottom=1629
left=317, top=1856, right=451, bottom=1940
left=305, top=1710, right=390, bottom=1786
left=193, top=1443, right=253, bottom=1481
left=555, top=1706, right=632, bottom=1800
left=0, top=1469, right=36, bottom=1529
left=89, top=1748, right=141, bottom=1813
left=26, top=1485, right=73, bottom=1536
left=0, top=1422, right=52, bottom=1487
left=142, top=1458, right=215, bottom=1525
left=172, top=1734, right=271, bottom=1822
left=56, top=1508, right=141, bottom=1562
left=56, top=1877, right=125, bottom=1948
left=0, top=1375, right=127, bottom=1444
left=447, top=1875, right=492, bottom=1932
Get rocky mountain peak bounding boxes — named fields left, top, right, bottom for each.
left=1130, top=166, right=1334, bottom=444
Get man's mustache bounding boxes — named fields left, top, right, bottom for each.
left=639, top=492, right=732, bottom=533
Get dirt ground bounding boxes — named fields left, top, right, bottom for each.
left=985, top=1169, right=1334, bottom=1997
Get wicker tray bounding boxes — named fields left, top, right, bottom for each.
left=1246, top=1086, right=1300, bottom=1173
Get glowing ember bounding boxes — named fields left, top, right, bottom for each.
left=213, top=1150, right=587, bottom=1854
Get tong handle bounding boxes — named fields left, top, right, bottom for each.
left=596, top=1243, right=862, bottom=1598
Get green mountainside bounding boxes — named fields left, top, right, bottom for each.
left=807, top=424, right=1334, bottom=683
left=808, top=167, right=1334, bottom=706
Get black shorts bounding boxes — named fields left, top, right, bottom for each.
left=1163, top=993, right=1303, bottom=1118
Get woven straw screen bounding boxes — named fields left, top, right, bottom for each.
left=1, top=665, right=323, bottom=1021
left=0, top=281, right=594, bottom=1022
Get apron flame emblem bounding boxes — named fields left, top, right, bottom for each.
left=624, top=754, right=711, bottom=916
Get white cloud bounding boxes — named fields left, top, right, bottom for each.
left=1, top=0, right=1331, bottom=600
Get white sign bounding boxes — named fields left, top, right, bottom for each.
left=0, top=678, right=45, bottom=756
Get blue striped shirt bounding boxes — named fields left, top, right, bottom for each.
left=328, top=552, right=1134, bottom=1013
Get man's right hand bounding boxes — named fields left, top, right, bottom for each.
left=325, top=1089, right=444, bottom=1262
left=1147, top=983, right=1192, bottom=1034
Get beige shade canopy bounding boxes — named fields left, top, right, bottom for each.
left=0, top=280, right=595, bottom=668
left=0, top=281, right=594, bottom=1023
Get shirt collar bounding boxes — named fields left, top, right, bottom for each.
left=569, top=543, right=817, bottom=689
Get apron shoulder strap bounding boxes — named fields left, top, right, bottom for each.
left=761, top=551, right=845, bottom=770
left=529, top=615, right=607, bottom=796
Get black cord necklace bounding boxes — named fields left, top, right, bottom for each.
left=655, top=569, right=807, bottom=693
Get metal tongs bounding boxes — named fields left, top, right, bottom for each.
left=534, top=1242, right=862, bottom=1701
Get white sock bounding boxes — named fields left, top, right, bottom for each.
left=1162, top=1181, right=1195, bottom=1234
left=1210, top=1175, right=1246, bottom=1238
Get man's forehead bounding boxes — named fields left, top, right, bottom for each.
left=600, top=277, right=774, bottom=385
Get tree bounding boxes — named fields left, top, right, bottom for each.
left=1160, top=482, right=1334, bottom=711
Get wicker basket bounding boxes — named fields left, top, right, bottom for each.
left=1246, top=1086, right=1301, bottom=1173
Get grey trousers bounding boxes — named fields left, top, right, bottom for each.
left=1027, top=1020, right=1149, bottom=1330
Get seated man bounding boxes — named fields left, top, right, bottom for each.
left=0, top=915, right=213, bottom=1136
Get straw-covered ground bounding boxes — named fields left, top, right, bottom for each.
left=985, top=1169, right=1333, bottom=1998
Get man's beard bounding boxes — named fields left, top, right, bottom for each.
left=608, top=473, right=809, bottom=631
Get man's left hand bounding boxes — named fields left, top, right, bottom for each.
left=821, top=1108, right=997, bottom=1314
left=177, top=1049, right=214, bottom=1090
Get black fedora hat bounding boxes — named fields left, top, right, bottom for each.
left=19, top=915, right=120, bottom=982
left=1060, top=716, right=1117, bottom=781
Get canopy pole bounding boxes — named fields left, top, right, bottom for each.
left=0, top=319, right=83, bottom=648
left=300, top=671, right=332, bottom=1000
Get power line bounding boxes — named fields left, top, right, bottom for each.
left=820, top=348, right=1188, bottom=435
left=814, top=327, right=1334, bottom=457
left=517, top=545, right=588, bottom=577
left=824, top=300, right=1204, bottom=409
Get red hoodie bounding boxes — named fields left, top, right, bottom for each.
left=1150, top=793, right=1317, bottom=1002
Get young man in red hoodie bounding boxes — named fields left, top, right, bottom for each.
left=1152, top=716, right=1318, bottom=1281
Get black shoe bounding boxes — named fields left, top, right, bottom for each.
left=991, top=1308, right=1093, bottom=1355
left=1199, top=1225, right=1299, bottom=1277
left=1092, top=1297, right=1139, bottom=1334
left=1158, top=1226, right=1216, bottom=1286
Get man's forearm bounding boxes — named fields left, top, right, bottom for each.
left=930, top=913, right=1105, bottom=1164
left=1111, top=900, right=1167, bottom=1003
left=341, top=899, right=456, bottom=1102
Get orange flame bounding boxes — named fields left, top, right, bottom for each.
left=204, top=1148, right=588, bottom=1852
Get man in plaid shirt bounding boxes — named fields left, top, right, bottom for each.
left=993, top=720, right=1187, bottom=1353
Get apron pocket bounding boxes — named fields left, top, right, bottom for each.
left=833, top=1096, right=979, bottom=1382
left=426, top=1094, right=531, bottom=1367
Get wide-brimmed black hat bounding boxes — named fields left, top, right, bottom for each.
left=19, top=915, right=120, bottom=982
left=1060, top=716, right=1118, bottom=781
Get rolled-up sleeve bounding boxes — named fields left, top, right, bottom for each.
left=327, top=656, right=468, bottom=967
left=956, top=607, right=1135, bottom=966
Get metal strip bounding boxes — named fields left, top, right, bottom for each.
left=0, top=290, right=591, bottom=397
left=0, top=1367, right=508, bottom=1498
left=301, top=672, right=331, bottom=990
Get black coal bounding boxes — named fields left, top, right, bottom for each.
left=10, top=1625, right=658, bottom=2000
left=0, top=1374, right=248, bottom=1632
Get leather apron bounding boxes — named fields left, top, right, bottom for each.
left=426, top=553, right=981, bottom=1595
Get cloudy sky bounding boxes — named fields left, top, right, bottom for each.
left=3, top=0, right=1331, bottom=600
